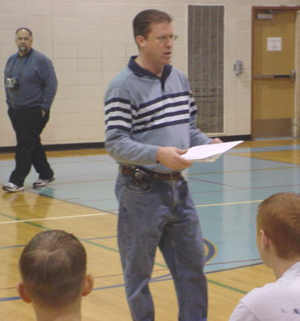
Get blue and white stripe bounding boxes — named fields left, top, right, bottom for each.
left=105, top=91, right=193, bottom=134
left=105, top=98, right=133, bottom=132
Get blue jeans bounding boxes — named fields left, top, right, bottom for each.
left=115, top=172, right=208, bottom=321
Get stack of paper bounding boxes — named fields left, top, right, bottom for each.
left=182, top=140, right=244, bottom=162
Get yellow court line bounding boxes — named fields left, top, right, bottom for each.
left=196, top=199, right=262, bottom=208
left=0, top=212, right=109, bottom=225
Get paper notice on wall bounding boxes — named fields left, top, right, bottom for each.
left=267, top=37, right=282, bottom=51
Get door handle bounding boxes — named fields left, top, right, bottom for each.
left=274, top=74, right=292, bottom=79
left=254, top=70, right=296, bottom=80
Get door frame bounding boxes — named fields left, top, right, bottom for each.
left=251, top=6, right=300, bottom=137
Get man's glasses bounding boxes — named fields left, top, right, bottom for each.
left=17, top=37, right=30, bottom=41
left=156, top=35, right=178, bottom=43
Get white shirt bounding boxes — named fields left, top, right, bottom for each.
left=229, top=262, right=300, bottom=321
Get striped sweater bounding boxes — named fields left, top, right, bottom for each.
left=104, top=56, right=211, bottom=173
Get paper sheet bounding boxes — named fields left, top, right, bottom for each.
left=181, top=140, right=244, bottom=162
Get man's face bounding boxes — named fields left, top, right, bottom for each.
left=15, top=29, right=32, bottom=55
left=139, top=22, right=176, bottom=69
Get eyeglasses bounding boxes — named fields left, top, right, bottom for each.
left=17, top=37, right=30, bottom=41
left=156, top=34, right=179, bottom=43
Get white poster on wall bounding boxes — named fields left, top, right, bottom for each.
left=267, top=37, right=282, bottom=51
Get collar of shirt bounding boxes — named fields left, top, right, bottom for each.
left=128, top=56, right=172, bottom=80
left=128, top=56, right=172, bottom=91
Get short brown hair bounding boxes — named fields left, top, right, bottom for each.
left=257, top=192, right=300, bottom=259
left=19, top=230, right=87, bottom=308
left=133, top=9, right=172, bottom=39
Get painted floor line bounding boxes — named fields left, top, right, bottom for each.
left=0, top=274, right=247, bottom=303
left=0, top=212, right=108, bottom=225
left=196, top=199, right=262, bottom=208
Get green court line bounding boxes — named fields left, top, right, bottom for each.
left=0, top=212, right=49, bottom=230
left=0, top=211, right=245, bottom=293
left=82, top=238, right=167, bottom=268
left=190, top=164, right=297, bottom=177
left=207, top=279, right=247, bottom=294
left=0, top=211, right=123, bottom=253
left=0, top=211, right=167, bottom=268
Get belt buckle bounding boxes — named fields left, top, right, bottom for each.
left=170, top=172, right=180, bottom=180
left=134, top=168, right=145, bottom=181
left=132, top=167, right=151, bottom=190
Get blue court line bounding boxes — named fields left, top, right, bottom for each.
left=0, top=236, right=215, bottom=268
left=232, top=144, right=300, bottom=153
left=189, top=165, right=298, bottom=179
left=0, top=244, right=24, bottom=250
left=0, top=235, right=117, bottom=250
left=207, top=262, right=262, bottom=274
left=0, top=268, right=249, bottom=303
left=0, top=296, right=20, bottom=302
left=0, top=184, right=267, bottom=303
left=207, top=258, right=261, bottom=267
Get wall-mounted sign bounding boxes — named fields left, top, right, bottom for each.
left=267, top=37, right=282, bottom=51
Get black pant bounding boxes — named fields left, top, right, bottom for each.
left=8, top=107, right=54, bottom=186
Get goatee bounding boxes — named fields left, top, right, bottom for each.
left=19, top=46, right=27, bottom=54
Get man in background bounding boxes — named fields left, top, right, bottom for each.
left=18, top=229, right=94, bottom=321
left=229, top=192, right=300, bottom=321
left=3, top=27, right=57, bottom=192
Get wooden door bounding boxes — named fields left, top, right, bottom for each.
left=252, top=10, right=296, bottom=137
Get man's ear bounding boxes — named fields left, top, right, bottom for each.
left=18, top=282, right=32, bottom=303
left=82, top=274, right=94, bottom=297
left=135, top=35, right=146, bottom=48
left=259, top=229, right=271, bottom=249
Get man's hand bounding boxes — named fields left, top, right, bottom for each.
left=156, top=146, right=192, bottom=171
left=210, top=138, right=223, bottom=144
left=41, top=109, right=46, bottom=118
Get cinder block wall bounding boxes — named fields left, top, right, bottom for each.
left=0, top=0, right=299, bottom=147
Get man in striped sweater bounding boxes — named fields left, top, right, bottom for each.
left=104, top=9, right=221, bottom=321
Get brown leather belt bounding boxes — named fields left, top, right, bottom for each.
left=121, top=166, right=183, bottom=181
